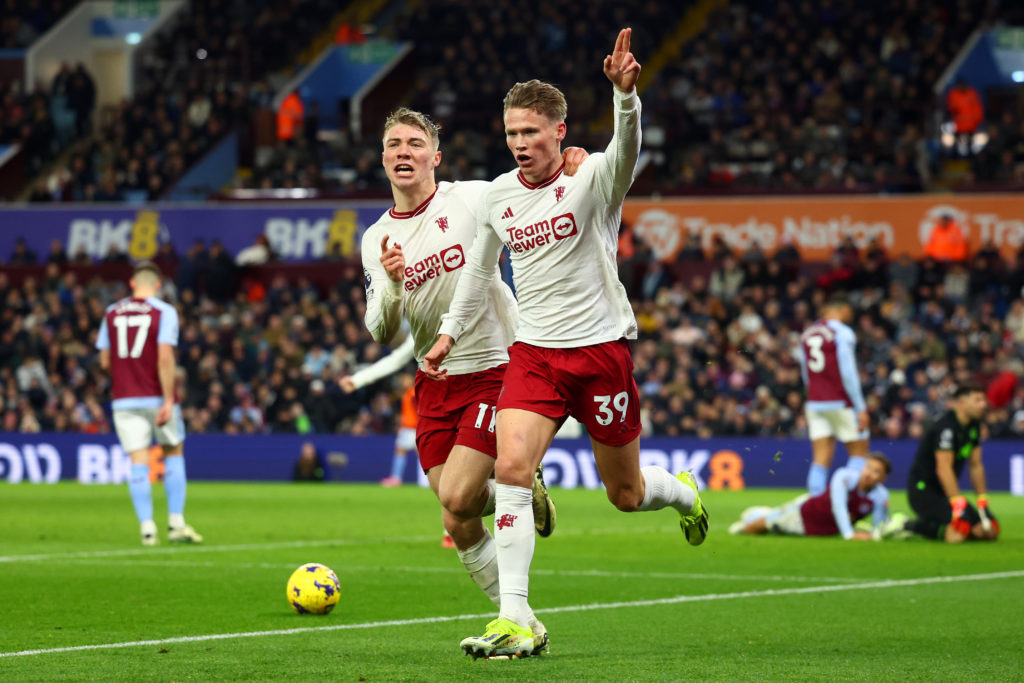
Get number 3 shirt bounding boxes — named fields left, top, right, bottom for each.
left=96, top=296, right=179, bottom=409
left=798, top=318, right=866, bottom=412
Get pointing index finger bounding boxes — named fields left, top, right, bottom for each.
left=380, top=234, right=389, bottom=253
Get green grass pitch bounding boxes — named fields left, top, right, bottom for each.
left=1, top=482, right=1022, bottom=681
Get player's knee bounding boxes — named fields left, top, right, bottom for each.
left=494, top=457, right=533, bottom=487
left=439, top=488, right=478, bottom=520
left=605, top=485, right=642, bottom=512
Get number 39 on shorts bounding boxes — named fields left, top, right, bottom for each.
left=594, top=392, right=629, bottom=426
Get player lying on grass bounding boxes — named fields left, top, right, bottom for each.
left=360, top=107, right=590, bottom=654
left=879, top=383, right=999, bottom=543
left=730, top=452, right=891, bottom=539
left=425, top=28, right=707, bottom=660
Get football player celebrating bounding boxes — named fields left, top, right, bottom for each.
left=360, top=107, right=589, bottom=654
left=425, top=28, right=707, bottom=659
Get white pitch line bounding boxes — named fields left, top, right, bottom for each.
left=2, top=570, right=1021, bottom=659
left=51, top=558, right=868, bottom=584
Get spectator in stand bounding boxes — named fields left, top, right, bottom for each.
left=293, top=441, right=326, bottom=482
left=924, top=213, right=969, bottom=264
left=236, top=235, right=275, bottom=266
left=946, top=78, right=984, bottom=157
left=9, top=237, right=38, bottom=265
left=277, top=91, right=304, bottom=141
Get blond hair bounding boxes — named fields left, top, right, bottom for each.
left=503, top=80, right=567, bottom=123
left=132, top=260, right=162, bottom=286
left=382, top=107, right=440, bottom=149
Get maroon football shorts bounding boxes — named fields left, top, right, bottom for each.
left=414, top=364, right=505, bottom=471
left=497, top=339, right=641, bottom=447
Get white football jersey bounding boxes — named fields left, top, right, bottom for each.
left=362, top=181, right=518, bottom=376
left=439, top=88, right=641, bottom=348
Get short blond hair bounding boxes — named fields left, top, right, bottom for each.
left=382, top=107, right=440, bottom=149
left=503, top=80, right=567, bottom=123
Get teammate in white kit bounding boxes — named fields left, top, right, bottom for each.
left=95, top=261, right=202, bottom=546
left=798, top=294, right=870, bottom=495
left=360, top=108, right=588, bottom=653
left=424, top=29, right=708, bottom=659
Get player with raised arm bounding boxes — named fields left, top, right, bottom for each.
left=424, top=29, right=707, bottom=659
left=882, top=384, right=999, bottom=543
left=798, top=294, right=870, bottom=495
left=96, top=261, right=202, bottom=546
left=729, top=453, right=891, bottom=539
left=361, top=108, right=589, bottom=654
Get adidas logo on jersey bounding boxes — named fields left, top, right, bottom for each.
left=501, top=207, right=514, bottom=220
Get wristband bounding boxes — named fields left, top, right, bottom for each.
left=977, top=494, right=989, bottom=509
left=949, top=495, right=967, bottom=513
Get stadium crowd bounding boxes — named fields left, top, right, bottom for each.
left=2, top=234, right=1024, bottom=442
left=5, top=0, right=1022, bottom=200
left=21, top=0, right=349, bottom=203
left=239, top=0, right=1022, bottom=196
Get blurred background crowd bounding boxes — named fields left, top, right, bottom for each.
left=2, top=0, right=1024, bottom=442
left=2, top=0, right=1024, bottom=202
left=3, top=233, right=1024, bottom=441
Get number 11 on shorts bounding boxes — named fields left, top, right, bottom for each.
left=594, top=392, right=629, bottom=426
left=474, top=403, right=496, bottom=432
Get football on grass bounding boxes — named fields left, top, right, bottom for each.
left=286, top=563, right=341, bottom=614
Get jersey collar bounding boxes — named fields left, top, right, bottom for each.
left=517, top=163, right=564, bottom=190
left=389, top=185, right=438, bottom=219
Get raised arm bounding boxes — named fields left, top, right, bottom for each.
left=363, top=232, right=406, bottom=345
left=596, top=27, right=643, bottom=206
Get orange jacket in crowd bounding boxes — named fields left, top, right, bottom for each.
left=946, top=84, right=983, bottom=134
left=924, top=218, right=969, bottom=262
left=400, top=385, right=417, bottom=429
left=276, top=92, right=304, bottom=140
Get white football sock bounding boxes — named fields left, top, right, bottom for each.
left=168, top=513, right=186, bottom=530
left=456, top=530, right=500, bottom=606
left=637, top=466, right=695, bottom=515
left=480, top=480, right=496, bottom=517
left=494, top=483, right=535, bottom=629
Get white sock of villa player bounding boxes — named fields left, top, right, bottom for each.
left=480, top=480, right=496, bottom=517
left=456, top=530, right=501, bottom=605
left=637, top=466, right=696, bottom=515
left=494, top=483, right=535, bottom=628
left=129, top=463, right=153, bottom=524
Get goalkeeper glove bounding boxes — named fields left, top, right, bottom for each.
left=949, top=495, right=970, bottom=535
left=977, top=494, right=993, bottom=533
